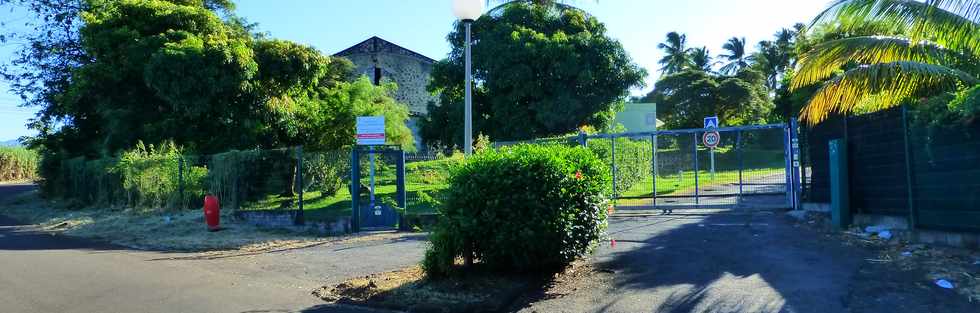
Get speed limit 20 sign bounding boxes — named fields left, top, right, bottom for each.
left=702, top=131, right=721, bottom=149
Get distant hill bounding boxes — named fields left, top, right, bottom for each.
left=0, top=139, right=21, bottom=147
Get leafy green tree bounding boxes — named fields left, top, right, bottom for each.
left=421, top=2, right=645, bottom=147
left=791, top=0, right=980, bottom=124
left=657, top=32, right=691, bottom=75
left=643, top=69, right=772, bottom=129
left=719, top=37, right=749, bottom=75
left=1, top=0, right=413, bottom=157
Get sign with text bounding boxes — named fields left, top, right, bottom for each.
left=356, top=116, right=385, bottom=145
left=703, top=131, right=721, bottom=149
left=704, top=116, right=719, bottom=129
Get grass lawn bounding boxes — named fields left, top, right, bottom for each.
left=241, top=156, right=459, bottom=222
left=241, top=150, right=785, bottom=221
left=619, top=167, right=784, bottom=198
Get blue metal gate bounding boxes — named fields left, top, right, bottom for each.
left=582, top=123, right=802, bottom=210
left=350, top=145, right=406, bottom=231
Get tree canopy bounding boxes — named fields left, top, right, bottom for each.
left=420, top=2, right=646, bottom=147
left=1, top=0, right=413, bottom=156
left=644, top=69, right=772, bottom=129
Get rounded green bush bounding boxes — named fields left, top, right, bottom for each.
left=423, top=144, right=610, bottom=276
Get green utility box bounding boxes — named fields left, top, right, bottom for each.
left=829, top=139, right=850, bottom=230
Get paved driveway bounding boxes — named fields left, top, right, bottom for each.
left=519, top=209, right=865, bottom=313
left=0, top=184, right=423, bottom=313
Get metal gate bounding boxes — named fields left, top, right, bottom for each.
left=585, top=123, right=801, bottom=210
left=350, top=145, right=405, bottom=231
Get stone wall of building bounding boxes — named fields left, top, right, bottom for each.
left=336, top=37, right=439, bottom=116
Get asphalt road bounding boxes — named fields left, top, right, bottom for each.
left=518, top=209, right=866, bottom=313
left=0, top=184, right=423, bottom=313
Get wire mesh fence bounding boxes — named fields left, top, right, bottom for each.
left=51, top=147, right=352, bottom=224
left=496, top=125, right=792, bottom=210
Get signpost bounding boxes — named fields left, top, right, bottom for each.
left=356, top=116, right=385, bottom=145
left=703, top=116, right=720, bottom=179
left=356, top=116, right=385, bottom=212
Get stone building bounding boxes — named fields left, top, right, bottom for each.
left=334, top=36, right=438, bottom=116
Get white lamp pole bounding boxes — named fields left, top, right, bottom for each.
left=452, top=0, right=484, bottom=155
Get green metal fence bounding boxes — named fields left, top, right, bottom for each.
left=802, top=106, right=980, bottom=232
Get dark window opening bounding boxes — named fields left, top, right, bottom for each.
left=373, top=67, right=382, bottom=85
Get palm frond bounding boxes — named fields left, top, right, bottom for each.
left=792, top=35, right=959, bottom=89
left=801, top=61, right=978, bottom=123
left=813, top=0, right=980, bottom=57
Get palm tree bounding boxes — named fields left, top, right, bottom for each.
left=657, top=31, right=691, bottom=75
left=719, top=37, right=749, bottom=75
left=753, top=28, right=798, bottom=90
left=791, top=0, right=980, bottom=124
left=688, top=46, right=716, bottom=72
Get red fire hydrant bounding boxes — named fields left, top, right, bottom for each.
left=203, top=195, right=220, bottom=232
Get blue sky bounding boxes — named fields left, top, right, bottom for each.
left=0, top=0, right=831, bottom=141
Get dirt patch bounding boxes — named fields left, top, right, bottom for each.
left=0, top=191, right=416, bottom=253
left=789, top=211, right=980, bottom=311
left=313, top=261, right=612, bottom=313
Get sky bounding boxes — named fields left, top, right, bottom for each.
left=0, top=0, right=832, bottom=141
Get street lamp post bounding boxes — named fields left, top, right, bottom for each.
left=452, top=0, right=484, bottom=155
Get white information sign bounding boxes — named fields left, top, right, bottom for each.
left=356, top=116, right=386, bottom=145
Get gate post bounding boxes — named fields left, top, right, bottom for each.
left=784, top=124, right=793, bottom=209
left=295, top=146, right=305, bottom=225
left=611, top=136, right=617, bottom=200
left=790, top=120, right=802, bottom=210
left=397, top=149, right=409, bottom=231
left=693, top=132, right=700, bottom=206
left=736, top=130, right=743, bottom=200
left=351, top=148, right=360, bottom=233
left=651, top=133, right=657, bottom=207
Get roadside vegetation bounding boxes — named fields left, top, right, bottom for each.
left=318, top=144, right=612, bottom=310
left=0, top=146, right=37, bottom=182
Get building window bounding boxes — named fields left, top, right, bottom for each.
left=373, top=67, right=382, bottom=85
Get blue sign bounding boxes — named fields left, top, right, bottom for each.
left=704, top=116, right=719, bottom=129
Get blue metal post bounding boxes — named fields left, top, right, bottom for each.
left=651, top=134, right=657, bottom=207
left=611, top=136, right=617, bottom=200
left=737, top=130, right=743, bottom=199
left=693, top=132, right=700, bottom=206
left=790, top=119, right=802, bottom=210
left=784, top=124, right=793, bottom=208
left=397, top=150, right=408, bottom=231
left=351, top=148, right=360, bottom=232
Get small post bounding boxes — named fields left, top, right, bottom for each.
left=902, top=104, right=917, bottom=229
left=829, top=139, right=850, bottom=230
left=737, top=130, right=743, bottom=199
left=651, top=134, right=658, bottom=207
left=709, top=148, right=715, bottom=180
left=177, top=155, right=184, bottom=209
left=693, top=132, right=700, bottom=206
left=397, top=150, right=408, bottom=231
left=369, top=146, right=376, bottom=209
left=790, top=119, right=802, bottom=210
left=611, top=137, right=618, bottom=200
left=295, top=146, right=305, bottom=225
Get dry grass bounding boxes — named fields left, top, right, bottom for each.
left=0, top=190, right=371, bottom=252
left=312, top=261, right=612, bottom=313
